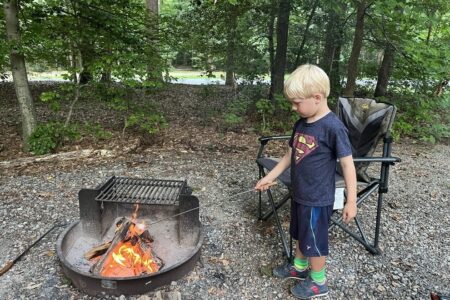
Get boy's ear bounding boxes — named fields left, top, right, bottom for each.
left=313, top=93, right=323, bottom=103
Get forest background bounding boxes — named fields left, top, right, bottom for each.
left=1, top=0, right=449, bottom=156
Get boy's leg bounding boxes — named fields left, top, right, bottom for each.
left=272, top=202, right=309, bottom=280
left=293, top=241, right=308, bottom=271
left=272, top=241, right=309, bottom=280
left=309, top=256, right=327, bottom=285
left=291, top=257, right=329, bottom=299
left=290, top=205, right=332, bottom=298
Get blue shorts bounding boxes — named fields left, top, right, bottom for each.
left=290, top=202, right=333, bottom=257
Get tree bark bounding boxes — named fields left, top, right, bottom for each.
left=146, top=0, right=162, bottom=82
left=147, top=0, right=159, bottom=13
left=320, top=4, right=346, bottom=98
left=225, top=8, right=237, bottom=86
left=3, top=0, right=36, bottom=143
left=267, top=2, right=276, bottom=98
left=269, top=0, right=291, bottom=100
left=75, top=2, right=93, bottom=84
left=374, top=43, right=395, bottom=97
left=343, top=0, right=367, bottom=97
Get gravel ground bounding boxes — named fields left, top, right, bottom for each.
left=0, top=139, right=449, bottom=300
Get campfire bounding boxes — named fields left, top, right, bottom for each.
left=56, top=176, right=203, bottom=296
left=84, top=205, right=164, bottom=277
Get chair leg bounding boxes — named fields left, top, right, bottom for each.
left=261, top=193, right=291, bottom=221
left=266, top=189, right=292, bottom=259
left=354, top=217, right=369, bottom=244
left=373, top=191, right=384, bottom=250
left=329, top=182, right=383, bottom=255
left=257, top=165, right=292, bottom=259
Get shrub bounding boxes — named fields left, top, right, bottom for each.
left=391, top=93, right=450, bottom=143
left=28, top=122, right=79, bottom=155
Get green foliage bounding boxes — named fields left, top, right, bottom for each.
left=125, top=110, right=168, bottom=135
left=220, top=85, right=261, bottom=131
left=81, top=123, right=112, bottom=140
left=75, top=82, right=168, bottom=137
left=222, top=98, right=247, bottom=130
left=27, top=122, right=79, bottom=155
left=392, top=93, right=450, bottom=143
left=40, top=91, right=61, bottom=112
left=196, top=85, right=222, bottom=125
left=222, top=113, right=244, bottom=129
left=2, top=0, right=449, bottom=147
left=255, top=98, right=273, bottom=133
left=254, top=94, right=297, bottom=134
left=98, top=85, right=168, bottom=136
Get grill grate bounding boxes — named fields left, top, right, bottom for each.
left=95, top=176, right=186, bottom=205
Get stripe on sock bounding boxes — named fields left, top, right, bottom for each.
left=294, top=257, right=308, bottom=271
left=311, top=267, right=326, bottom=285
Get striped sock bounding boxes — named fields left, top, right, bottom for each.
left=293, top=257, right=308, bottom=271
left=310, top=268, right=326, bottom=285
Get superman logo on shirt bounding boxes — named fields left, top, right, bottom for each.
left=293, top=133, right=318, bottom=164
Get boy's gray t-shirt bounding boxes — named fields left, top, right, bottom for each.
left=289, top=112, right=352, bottom=207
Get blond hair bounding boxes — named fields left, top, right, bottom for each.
left=284, top=64, right=330, bottom=99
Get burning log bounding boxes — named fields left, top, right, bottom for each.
left=84, top=241, right=111, bottom=260
left=86, top=218, right=164, bottom=278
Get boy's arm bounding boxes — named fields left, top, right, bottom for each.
left=340, top=155, right=357, bottom=224
left=255, top=148, right=291, bottom=191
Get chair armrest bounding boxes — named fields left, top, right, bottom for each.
left=257, top=135, right=290, bottom=159
left=258, top=135, right=291, bottom=144
left=352, top=157, right=401, bottom=164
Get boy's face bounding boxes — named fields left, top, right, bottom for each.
left=290, top=94, right=321, bottom=118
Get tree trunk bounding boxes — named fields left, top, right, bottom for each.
left=343, top=0, right=367, bottom=97
left=79, top=45, right=93, bottom=84
left=147, top=0, right=159, bottom=13
left=3, top=0, right=36, bottom=143
left=225, top=9, right=237, bottom=86
left=374, top=43, right=395, bottom=97
left=269, top=0, right=291, bottom=100
left=320, top=4, right=346, bottom=98
left=100, top=72, right=111, bottom=83
left=293, top=0, right=319, bottom=69
left=146, top=0, right=162, bottom=82
left=267, top=2, right=276, bottom=98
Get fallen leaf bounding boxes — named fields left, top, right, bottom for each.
left=25, top=283, right=42, bottom=290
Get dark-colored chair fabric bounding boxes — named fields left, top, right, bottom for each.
left=256, top=97, right=401, bottom=259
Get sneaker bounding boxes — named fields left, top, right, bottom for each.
left=291, top=277, right=329, bottom=299
left=272, top=262, right=309, bottom=280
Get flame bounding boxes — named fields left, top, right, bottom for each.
left=100, top=222, right=160, bottom=277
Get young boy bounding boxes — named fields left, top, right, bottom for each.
left=255, top=64, right=357, bottom=299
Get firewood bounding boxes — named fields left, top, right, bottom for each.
left=139, top=229, right=154, bottom=243
left=138, top=237, right=164, bottom=270
left=90, top=219, right=132, bottom=274
left=84, top=241, right=112, bottom=260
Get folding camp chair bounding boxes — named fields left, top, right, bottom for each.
left=256, top=97, right=401, bottom=259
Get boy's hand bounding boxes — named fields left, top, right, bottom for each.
left=342, top=201, right=357, bottom=224
left=255, top=179, right=277, bottom=191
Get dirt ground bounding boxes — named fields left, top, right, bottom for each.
left=1, top=82, right=449, bottom=300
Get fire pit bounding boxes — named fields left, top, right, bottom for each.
left=56, top=176, right=203, bottom=296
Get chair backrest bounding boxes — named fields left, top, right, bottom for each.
left=336, top=97, right=397, bottom=182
